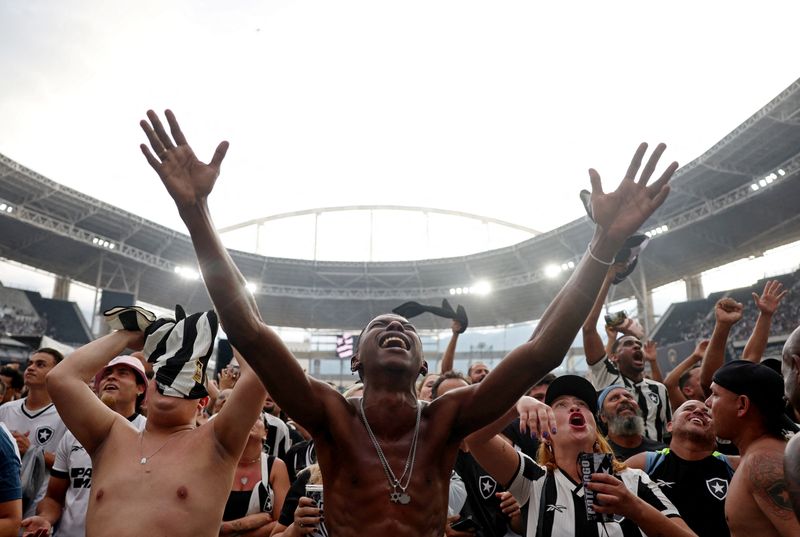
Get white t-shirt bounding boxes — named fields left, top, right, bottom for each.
left=0, top=399, right=67, bottom=517
left=51, top=414, right=147, bottom=537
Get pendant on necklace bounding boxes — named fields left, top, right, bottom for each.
left=390, top=492, right=411, bottom=504
left=140, top=457, right=147, bottom=465
left=240, top=477, right=249, bottom=486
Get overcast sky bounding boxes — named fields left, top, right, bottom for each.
left=1, top=1, right=799, bottom=324
left=2, top=1, right=799, bottom=235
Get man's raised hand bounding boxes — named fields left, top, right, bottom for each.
left=715, top=297, right=743, bottom=325
left=589, top=143, right=677, bottom=243
left=752, top=279, right=788, bottom=316
left=139, top=109, right=229, bottom=211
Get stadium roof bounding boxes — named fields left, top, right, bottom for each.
left=1, top=79, right=800, bottom=330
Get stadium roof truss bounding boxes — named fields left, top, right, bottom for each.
left=1, top=78, right=800, bottom=329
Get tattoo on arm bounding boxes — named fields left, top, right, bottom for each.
left=749, top=453, right=794, bottom=520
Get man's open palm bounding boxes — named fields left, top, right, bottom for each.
left=140, top=109, right=229, bottom=210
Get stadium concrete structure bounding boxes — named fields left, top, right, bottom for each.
left=1, top=79, right=800, bottom=337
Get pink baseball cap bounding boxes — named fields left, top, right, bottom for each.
left=94, top=355, right=148, bottom=390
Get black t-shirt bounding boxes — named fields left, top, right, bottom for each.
left=278, top=470, right=310, bottom=526
left=644, top=448, right=734, bottom=537
left=608, top=436, right=666, bottom=460
left=278, top=469, right=328, bottom=536
left=502, top=417, right=540, bottom=459
left=454, top=450, right=509, bottom=537
left=282, top=440, right=316, bottom=483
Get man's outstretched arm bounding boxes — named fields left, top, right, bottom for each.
left=439, top=320, right=462, bottom=374
left=211, top=348, right=267, bottom=459
left=742, top=280, right=787, bottom=362
left=139, top=110, right=330, bottom=432
left=582, top=269, right=616, bottom=365
left=699, top=298, right=741, bottom=395
left=447, top=143, right=677, bottom=435
left=662, top=339, right=707, bottom=411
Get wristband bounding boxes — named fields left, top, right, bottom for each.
left=587, top=244, right=614, bottom=266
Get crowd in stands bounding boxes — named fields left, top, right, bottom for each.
left=655, top=269, right=800, bottom=346
left=0, top=113, right=797, bottom=537
left=0, top=306, right=45, bottom=337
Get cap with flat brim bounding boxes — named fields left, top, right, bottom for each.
left=545, top=375, right=599, bottom=415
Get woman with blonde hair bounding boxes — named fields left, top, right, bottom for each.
left=466, top=375, right=698, bottom=537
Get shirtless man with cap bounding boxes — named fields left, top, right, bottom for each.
left=45, top=314, right=266, bottom=537
left=705, top=360, right=800, bottom=536
left=140, top=108, right=675, bottom=536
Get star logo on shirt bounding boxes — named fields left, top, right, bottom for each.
left=35, top=426, right=54, bottom=444
left=479, top=475, right=497, bottom=499
left=706, top=478, right=728, bottom=500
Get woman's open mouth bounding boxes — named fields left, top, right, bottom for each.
left=569, top=412, right=586, bottom=428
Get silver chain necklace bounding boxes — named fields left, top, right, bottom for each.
left=359, top=396, right=422, bottom=505
left=138, top=428, right=192, bottom=465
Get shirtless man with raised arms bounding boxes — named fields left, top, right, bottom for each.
left=46, top=319, right=266, bottom=537
left=140, top=108, right=675, bottom=536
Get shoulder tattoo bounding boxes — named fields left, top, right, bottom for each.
left=748, top=452, right=793, bottom=520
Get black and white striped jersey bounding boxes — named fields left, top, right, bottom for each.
left=508, top=452, right=680, bottom=537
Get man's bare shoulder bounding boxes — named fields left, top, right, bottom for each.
left=740, top=439, right=794, bottom=522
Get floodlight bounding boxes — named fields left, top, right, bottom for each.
left=544, top=264, right=561, bottom=278
left=245, top=282, right=258, bottom=293
left=472, top=280, right=492, bottom=296
left=449, top=288, right=456, bottom=295
left=758, top=179, right=767, bottom=187
left=751, top=183, right=759, bottom=191
left=567, top=261, right=575, bottom=269
left=174, top=265, right=201, bottom=281
left=778, top=169, right=786, bottom=176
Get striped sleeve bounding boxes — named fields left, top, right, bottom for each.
left=507, top=452, right=546, bottom=508
left=588, top=356, right=621, bottom=390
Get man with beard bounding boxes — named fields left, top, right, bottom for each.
left=598, top=385, right=665, bottom=459
left=467, top=363, right=490, bottom=384
left=627, top=400, right=738, bottom=537
left=583, top=265, right=671, bottom=443
left=706, top=360, right=799, bottom=536
left=21, top=356, right=148, bottom=537
left=140, top=108, right=676, bottom=536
